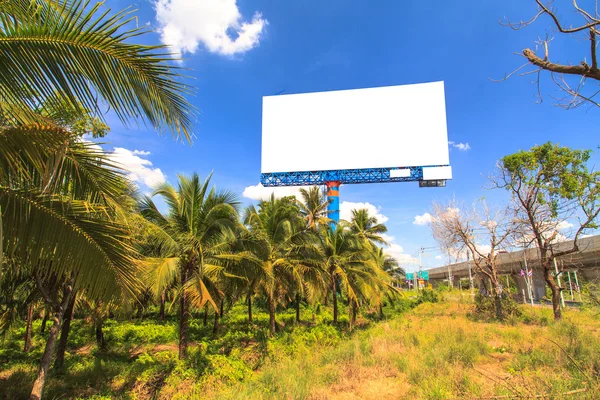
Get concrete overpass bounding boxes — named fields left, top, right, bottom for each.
left=425, top=234, right=600, bottom=301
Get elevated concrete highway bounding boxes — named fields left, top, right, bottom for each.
left=425, top=235, right=600, bottom=300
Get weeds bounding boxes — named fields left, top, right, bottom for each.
left=1, top=293, right=599, bottom=399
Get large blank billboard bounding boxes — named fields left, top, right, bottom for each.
left=261, top=81, right=450, bottom=174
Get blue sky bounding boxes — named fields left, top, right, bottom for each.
left=100, top=0, right=600, bottom=271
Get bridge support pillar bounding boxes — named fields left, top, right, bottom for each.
left=513, top=274, right=529, bottom=303
left=531, top=270, right=546, bottom=301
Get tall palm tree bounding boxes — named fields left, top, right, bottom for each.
left=316, top=224, right=365, bottom=324
left=1, top=2, right=195, bottom=397
left=140, top=173, right=240, bottom=359
left=349, top=208, right=389, bottom=249
left=243, top=194, right=316, bottom=335
left=1, top=136, right=139, bottom=400
left=297, top=186, right=331, bottom=230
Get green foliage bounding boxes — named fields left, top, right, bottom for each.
left=500, top=142, right=599, bottom=219
left=104, top=320, right=178, bottom=345
left=472, top=294, right=521, bottom=321
left=416, top=288, right=440, bottom=304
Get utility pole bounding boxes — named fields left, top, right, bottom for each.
left=418, top=247, right=424, bottom=292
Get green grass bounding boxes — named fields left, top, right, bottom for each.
left=1, top=292, right=599, bottom=399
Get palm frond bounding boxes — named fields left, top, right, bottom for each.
left=0, top=0, right=196, bottom=139
left=0, top=187, right=138, bottom=299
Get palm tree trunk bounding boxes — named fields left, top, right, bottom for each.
left=268, top=294, right=276, bottom=337
left=178, top=265, right=190, bottom=360
left=348, top=302, right=354, bottom=331
left=379, top=304, right=384, bottom=320
left=30, top=283, right=73, bottom=400
left=332, top=274, right=338, bottom=324
left=213, top=308, right=219, bottom=335
left=159, top=289, right=166, bottom=322
left=247, top=294, right=253, bottom=323
left=219, top=300, right=224, bottom=320
left=95, top=319, right=105, bottom=349
left=295, top=294, right=301, bottom=323
left=40, top=310, right=48, bottom=335
left=55, top=291, right=76, bottom=369
left=203, top=305, right=208, bottom=326
left=24, top=304, right=34, bottom=352
left=353, top=303, right=358, bottom=325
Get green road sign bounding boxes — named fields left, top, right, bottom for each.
left=405, top=272, right=414, bottom=280
left=418, top=271, right=429, bottom=280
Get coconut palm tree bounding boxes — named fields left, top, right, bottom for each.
left=316, top=224, right=364, bottom=324
left=349, top=208, right=389, bottom=249
left=243, top=194, right=318, bottom=335
left=1, top=2, right=196, bottom=396
left=139, top=173, right=240, bottom=359
left=297, top=186, right=331, bottom=230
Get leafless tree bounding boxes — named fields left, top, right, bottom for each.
left=501, top=0, right=600, bottom=109
left=431, top=200, right=516, bottom=319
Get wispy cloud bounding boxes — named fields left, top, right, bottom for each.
left=448, top=141, right=471, bottom=151
left=155, top=0, right=267, bottom=56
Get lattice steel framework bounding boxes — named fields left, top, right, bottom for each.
left=260, top=166, right=429, bottom=187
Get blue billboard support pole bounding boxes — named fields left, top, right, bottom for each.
left=326, top=181, right=340, bottom=229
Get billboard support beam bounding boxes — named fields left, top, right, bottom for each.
left=326, top=181, right=340, bottom=229
left=261, top=166, right=435, bottom=187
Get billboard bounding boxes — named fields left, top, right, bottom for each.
left=261, top=81, right=450, bottom=174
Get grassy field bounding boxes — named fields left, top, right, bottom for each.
left=1, top=292, right=599, bottom=399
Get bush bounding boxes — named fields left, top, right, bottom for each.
left=416, top=289, right=440, bottom=305
left=472, top=294, right=521, bottom=321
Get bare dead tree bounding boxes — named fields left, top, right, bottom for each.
left=500, top=0, right=600, bottom=109
left=431, top=200, right=516, bottom=319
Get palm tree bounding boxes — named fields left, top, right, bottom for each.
left=316, top=224, right=364, bottom=324
left=142, top=258, right=179, bottom=322
left=243, top=194, right=315, bottom=335
left=297, top=186, right=331, bottom=230
left=349, top=208, right=390, bottom=249
left=1, top=137, right=139, bottom=400
left=1, top=2, right=196, bottom=396
left=140, top=173, right=240, bottom=359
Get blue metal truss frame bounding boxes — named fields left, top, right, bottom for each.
left=261, top=166, right=446, bottom=187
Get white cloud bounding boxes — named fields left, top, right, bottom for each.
left=435, top=255, right=443, bottom=260
left=155, top=0, right=267, bottom=56
left=385, top=243, right=418, bottom=265
left=380, top=233, right=396, bottom=244
left=340, top=201, right=389, bottom=223
left=413, top=212, right=433, bottom=226
left=557, top=220, right=574, bottom=230
left=109, top=148, right=166, bottom=189
left=448, top=141, right=471, bottom=151
left=242, top=183, right=309, bottom=201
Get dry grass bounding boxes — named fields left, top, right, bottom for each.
left=211, top=301, right=600, bottom=400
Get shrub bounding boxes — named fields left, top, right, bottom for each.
left=472, top=294, right=521, bottom=321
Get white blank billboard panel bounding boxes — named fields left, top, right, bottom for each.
left=261, top=81, right=449, bottom=173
